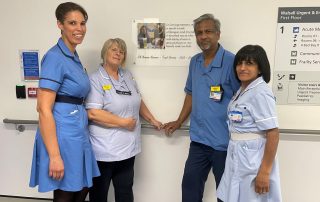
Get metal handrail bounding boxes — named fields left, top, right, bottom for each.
left=3, top=118, right=38, bottom=132
left=3, top=118, right=38, bottom=125
left=141, top=123, right=190, bottom=131
left=3, top=118, right=320, bottom=135
left=2, top=118, right=189, bottom=132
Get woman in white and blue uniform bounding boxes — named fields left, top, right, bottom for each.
left=217, top=45, right=282, bottom=202
left=29, top=2, right=100, bottom=201
left=85, top=38, right=162, bottom=202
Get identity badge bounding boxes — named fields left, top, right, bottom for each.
left=210, top=85, right=223, bottom=102
left=229, top=111, right=243, bottom=123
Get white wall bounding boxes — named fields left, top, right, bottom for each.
left=1, top=0, right=320, bottom=201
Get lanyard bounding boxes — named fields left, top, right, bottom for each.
left=105, top=70, right=132, bottom=96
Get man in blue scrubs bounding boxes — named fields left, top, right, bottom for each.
left=163, top=14, right=240, bottom=202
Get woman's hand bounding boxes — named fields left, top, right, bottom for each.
left=150, top=119, right=162, bottom=130
left=49, top=155, right=64, bottom=181
left=139, top=100, right=163, bottom=131
left=37, top=88, right=64, bottom=181
left=122, top=117, right=137, bottom=131
left=255, top=170, right=270, bottom=194
left=255, top=128, right=279, bottom=195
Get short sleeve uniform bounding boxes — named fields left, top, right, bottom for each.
left=228, top=77, right=278, bottom=133
left=29, top=38, right=100, bottom=192
left=184, top=44, right=240, bottom=151
left=85, top=66, right=142, bottom=162
left=217, top=77, right=282, bottom=202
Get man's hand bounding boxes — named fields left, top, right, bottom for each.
left=163, top=120, right=182, bottom=136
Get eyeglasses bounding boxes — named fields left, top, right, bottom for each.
left=110, top=48, right=125, bottom=55
left=111, top=80, right=132, bottom=96
left=106, top=71, right=132, bottom=96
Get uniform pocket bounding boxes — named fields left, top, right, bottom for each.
left=54, top=103, right=80, bottom=125
left=54, top=103, right=83, bottom=139
left=238, top=139, right=265, bottom=174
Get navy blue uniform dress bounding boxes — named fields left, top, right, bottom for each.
left=29, top=38, right=100, bottom=192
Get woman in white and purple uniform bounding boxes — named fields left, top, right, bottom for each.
left=217, top=45, right=282, bottom=202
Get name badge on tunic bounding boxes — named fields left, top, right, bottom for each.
left=210, top=85, right=223, bottom=102
left=103, top=84, right=112, bottom=90
left=229, top=111, right=243, bottom=123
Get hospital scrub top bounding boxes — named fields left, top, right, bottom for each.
left=85, top=66, right=142, bottom=162
left=29, top=38, right=100, bottom=192
left=184, top=44, right=240, bottom=151
left=217, top=77, right=282, bottom=202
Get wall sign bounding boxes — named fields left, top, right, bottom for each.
left=273, top=7, right=320, bottom=105
left=19, top=50, right=39, bottom=81
left=132, top=18, right=199, bottom=66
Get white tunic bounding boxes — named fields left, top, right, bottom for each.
left=85, top=66, right=142, bottom=162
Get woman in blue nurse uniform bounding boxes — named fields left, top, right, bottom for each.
left=86, top=38, right=162, bottom=202
left=29, top=2, right=99, bottom=201
left=217, top=45, right=282, bottom=202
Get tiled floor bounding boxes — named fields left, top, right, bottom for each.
left=0, top=197, right=49, bottom=202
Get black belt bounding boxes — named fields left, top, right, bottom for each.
left=55, top=95, right=84, bottom=105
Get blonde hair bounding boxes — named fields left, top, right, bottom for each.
left=101, top=38, right=127, bottom=65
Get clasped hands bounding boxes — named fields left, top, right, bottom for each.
left=160, top=120, right=182, bottom=136
left=140, top=119, right=182, bottom=136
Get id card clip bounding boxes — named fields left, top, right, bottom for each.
left=210, top=85, right=224, bottom=102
